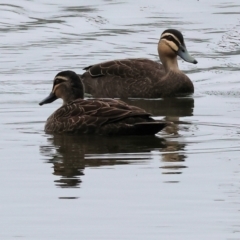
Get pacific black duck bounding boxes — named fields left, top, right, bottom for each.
left=39, top=71, right=167, bottom=135
left=80, top=29, right=197, bottom=98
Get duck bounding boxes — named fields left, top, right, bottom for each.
left=39, top=70, right=167, bottom=135
left=80, top=29, right=197, bottom=98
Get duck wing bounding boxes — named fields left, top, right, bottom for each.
left=80, top=58, right=165, bottom=98
left=45, top=98, right=166, bottom=134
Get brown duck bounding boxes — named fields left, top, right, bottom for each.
left=39, top=71, right=167, bottom=135
left=80, top=29, right=197, bottom=98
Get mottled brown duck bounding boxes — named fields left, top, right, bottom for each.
left=39, top=70, right=167, bottom=135
left=80, top=29, right=197, bottom=98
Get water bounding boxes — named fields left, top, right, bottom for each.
left=0, top=0, right=240, bottom=239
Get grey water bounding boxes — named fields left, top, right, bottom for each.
left=0, top=0, right=240, bottom=239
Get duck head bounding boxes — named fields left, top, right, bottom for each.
left=158, top=29, right=197, bottom=71
left=39, top=70, right=84, bottom=106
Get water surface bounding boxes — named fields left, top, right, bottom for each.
left=0, top=0, right=240, bottom=239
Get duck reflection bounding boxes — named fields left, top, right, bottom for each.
left=123, top=96, right=194, bottom=117
left=40, top=97, right=194, bottom=187
left=161, top=97, right=193, bottom=176
left=160, top=140, right=188, bottom=177
left=124, top=97, right=194, bottom=176
left=40, top=134, right=166, bottom=188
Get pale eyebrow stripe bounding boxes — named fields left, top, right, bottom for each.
left=52, top=76, right=68, bottom=92
left=52, top=84, right=58, bottom=93
left=161, top=33, right=181, bottom=45
left=54, top=76, right=68, bottom=81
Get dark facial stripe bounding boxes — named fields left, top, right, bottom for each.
left=161, top=35, right=180, bottom=48
left=54, top=77, right=67, bottom=85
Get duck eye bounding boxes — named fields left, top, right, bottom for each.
left=54, top=78, right=65, bottom=85
left=166, top=35, right=174, bottom=41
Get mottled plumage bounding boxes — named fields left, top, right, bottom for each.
left=80, top=29, right=197, bottom=98
left=39, top=71, right=167, bottom=135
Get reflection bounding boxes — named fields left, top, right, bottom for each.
left=124, top=97, right=194, bottom=175
left=40, top=134, right=166, bottom=188
left=124, top=96, right=194, bottom=117
left=125, top=96, right=194, bottom=137
left=160, top=142, right=188, bottom=175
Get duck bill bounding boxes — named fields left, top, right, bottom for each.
left=39, top=92, right=57, bottom=106
left=177, top=44, right=198, bottom=64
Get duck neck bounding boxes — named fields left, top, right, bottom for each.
left=62, top=97, right=74, bottom=106
left=159, top=54, right=180, bottom=72
left=62, top=89, right=84, bottom=105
